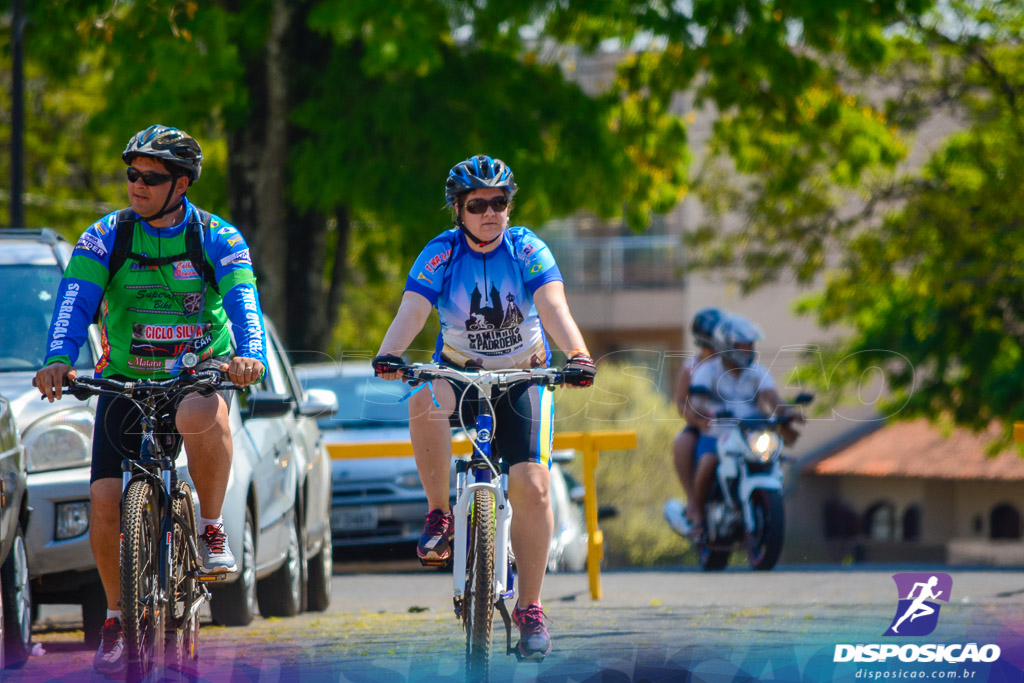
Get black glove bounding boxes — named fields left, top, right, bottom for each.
left=372, top=354, right=404, bottom=377
left=562, top=353, right=596, bottom=387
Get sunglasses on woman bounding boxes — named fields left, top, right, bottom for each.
left=126, top=167, right=174, bottom=186
left=464, top=196, right=510, bottom=214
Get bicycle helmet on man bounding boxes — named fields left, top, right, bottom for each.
left=122, top=125, right=204, bottom=220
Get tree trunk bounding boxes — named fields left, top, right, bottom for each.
left=227, top=0, right=291, bottom=338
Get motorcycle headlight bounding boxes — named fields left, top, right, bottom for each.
left=23, top=407, right=94, bottom=473
left=745, top=430, right=781, bottom=464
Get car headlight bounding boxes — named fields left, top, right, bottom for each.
left=55, top=501, right=90, bottom=540
left=23, top=407, right=94, bottom=473
left=745, top=430, right=781, bottom=464
left=394, top=471, right=422, bottom=489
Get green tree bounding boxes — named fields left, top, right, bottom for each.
left=10, top=0, right=933, bottom=356
left=688, top=1, right=1024, bottom=443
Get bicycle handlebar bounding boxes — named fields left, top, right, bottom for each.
left=390, top=363, right=568, bottom=390
left=63, top=371, right=243, bottom=402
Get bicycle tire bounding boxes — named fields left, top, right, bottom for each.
left=121, top=479, right=162, bottom=680
left=165, top=481, right=200, bottom=679
left=465, top=488, right=495, bottom=680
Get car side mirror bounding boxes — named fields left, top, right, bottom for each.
left=244, top=391, right=295, bottom=420
left=298, top=388, right=338, bottom=418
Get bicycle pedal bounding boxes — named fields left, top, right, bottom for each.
left=196, top=573, right=227, bottom=582
left=419, top=556, right=450, bottom=568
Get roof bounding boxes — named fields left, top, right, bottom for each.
left=806, top=419, right=1024, bottom=482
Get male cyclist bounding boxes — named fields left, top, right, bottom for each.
left=33, top=125, right=268, bottom=675
left=373, top=154, right=596, bottom=660
left=685, top=315, right=800, bottom=539
left=663, top=307, right=725, bottom=538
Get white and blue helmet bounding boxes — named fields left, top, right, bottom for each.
left=445, top=154, right=517, bottom=207
left=713, top=315, right=764, bottom=368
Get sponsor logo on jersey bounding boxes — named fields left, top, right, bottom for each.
left=417, top=272, right=433, bottom=284
left=220, top=249, right=251, bottom=267
left=173, top=260, right=200, bottom=280
left=48, top=282, right=80, bottom=351
left=127, top=357, right=165, bottom=370
left=227, top=236, right=243, bottom=247
left=131, top=323, right=212, bottom=341
left=423, top=248, right=452, bottom=274
left=216, top=225, right=235, bottom=236
left=518, top=243, right=536, bottom=259
left=75, top=232, right=108, bottom=258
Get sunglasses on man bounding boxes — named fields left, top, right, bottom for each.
left=126, top=167, right=174, bottom=186
left=464, top=196, right=510, bottom=214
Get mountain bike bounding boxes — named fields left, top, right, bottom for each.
left=388, top=362, right=574, bottom=681
left=65, top=364, right=241, bottom=681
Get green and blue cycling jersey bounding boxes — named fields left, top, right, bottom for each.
left=43, top=197, right=268, bottom=378
left=405, top=226, right=562, bottom=370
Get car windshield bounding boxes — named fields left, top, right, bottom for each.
left=301, top=373, right=409, bottom=430
left=0, top=263, right=94, bottom=372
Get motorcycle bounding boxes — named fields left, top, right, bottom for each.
left=691, top=392, right=812, bottom=571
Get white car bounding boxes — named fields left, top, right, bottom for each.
left=0, top=229, right=336, bottom=644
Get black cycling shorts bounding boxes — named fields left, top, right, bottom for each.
left=441, top=375, right=555, bottom=470
left=90, top=357, right=231, bottom=483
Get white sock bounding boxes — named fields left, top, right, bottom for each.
left=199, top=516, right=224, bottom=533
left=106, top=609, right=122, bottom=621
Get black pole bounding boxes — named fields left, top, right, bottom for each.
left=10, top=0, right=26, bottom=228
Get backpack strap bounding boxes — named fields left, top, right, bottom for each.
left=105, top=206, right=219, bottom=294
left=185, top=208, right=219, bottom=295
left=107, top=208, right=138, bottom=286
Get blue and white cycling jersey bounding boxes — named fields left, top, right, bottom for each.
left=404, top=226, right=563, bottom=369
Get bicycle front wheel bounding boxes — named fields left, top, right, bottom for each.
left=166, top=481, right=200, bottom=679
left=465, top=488, right=495, bottom=679
left=121, top=479, right=163, bottom=680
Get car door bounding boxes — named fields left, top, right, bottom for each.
left=272, top=337, right=331, bottom=557
left=239, top=333, right=296, bottom=570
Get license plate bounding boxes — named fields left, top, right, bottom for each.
left=331, top=507, right=378, bottom=531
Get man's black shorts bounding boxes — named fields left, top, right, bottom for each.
left=90, top=357, right=232, bottom=483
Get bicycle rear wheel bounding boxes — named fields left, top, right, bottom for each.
left=464, top=488, right=495, bottom=680
left=166, top=481, right=200, bottom=679
left=121, top=479, right=163, bottom=680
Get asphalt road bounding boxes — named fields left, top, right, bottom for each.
left=10, top=563, right=1024, bottom=682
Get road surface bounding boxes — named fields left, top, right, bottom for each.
left=10, top=563, right=1024, bottom=682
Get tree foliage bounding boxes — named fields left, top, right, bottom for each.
left=691, top=1, right=1024, bottom=443
left=6, top=0, right=935, bottom=358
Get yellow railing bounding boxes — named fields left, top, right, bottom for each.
left=327, top=429, right=638, bottom=601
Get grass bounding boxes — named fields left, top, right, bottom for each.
left=551, top=361, right=699, bottom=567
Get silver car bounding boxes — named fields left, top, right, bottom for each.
left=296, top=361, right=590, bottom=571
left=0, top=229, right=335, bottom=644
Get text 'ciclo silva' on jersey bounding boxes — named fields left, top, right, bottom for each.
left=43, top=197, right=269, bottom=379
left=405, top=226, right=563, bottom=370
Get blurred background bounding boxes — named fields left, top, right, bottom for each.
left=3, top=0, right=1024, bottom=568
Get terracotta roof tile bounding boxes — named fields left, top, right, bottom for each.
left=807, top=419, right=1024, bottom=481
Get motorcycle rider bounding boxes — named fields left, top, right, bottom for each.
left=685, top=315, right=802, bottom=540
left=663, top=307, right=725, bottom=537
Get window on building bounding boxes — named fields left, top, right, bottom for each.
left=864, top=502, right=895, bottom=541
left=990, top=503, right=1021, bottom=540
left=824, top=500, right=860, bottom=539
left=902, top=505, right=921, bottom=542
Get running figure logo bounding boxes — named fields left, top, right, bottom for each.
left=883, top=572, right=952, bottom=636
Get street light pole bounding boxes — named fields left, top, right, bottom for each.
left=10, top=0, right=26, bottom=228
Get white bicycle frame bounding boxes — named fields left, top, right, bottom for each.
left=452, top=465, right=514, bottom=603
left=400, top=364, right=563, bottom=606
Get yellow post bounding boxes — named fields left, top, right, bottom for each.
left=582, top=433, right=603, bottom=601
left=326, top=429, right=637, bottom=601
left=1015, top=422, right=1024, bottom=443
